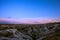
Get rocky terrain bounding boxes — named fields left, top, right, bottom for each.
left=0, top=22, right=60, bottom=40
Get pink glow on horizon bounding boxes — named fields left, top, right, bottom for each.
left=0, top=18, right=60, bottom=24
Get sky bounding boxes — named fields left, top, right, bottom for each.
left=0, top=0, right=60, bottom=24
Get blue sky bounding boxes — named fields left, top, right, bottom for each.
left=0, top=0, right=60, bottom=20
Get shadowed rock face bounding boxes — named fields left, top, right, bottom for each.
left=0, top=22, right=60, bottom=40
left=0, top=31, right=14, bottom=38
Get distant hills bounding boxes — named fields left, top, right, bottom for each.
left=0, top=18, right=60, bottom=24
left=0, top=20, right=24, bottom=24
left=0, top=21, right=12, bottom=24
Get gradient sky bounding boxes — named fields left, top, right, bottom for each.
left=0, top=0, right=60, bottom=20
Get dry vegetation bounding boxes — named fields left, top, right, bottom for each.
left=0, top=22, right=60, bottom=40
